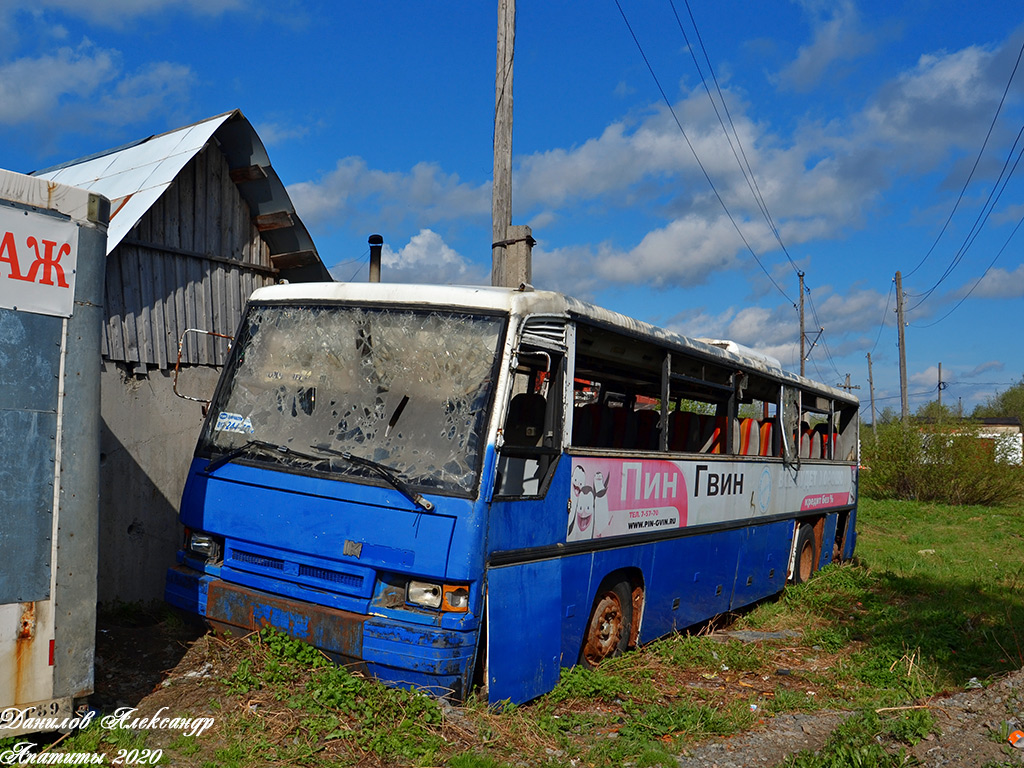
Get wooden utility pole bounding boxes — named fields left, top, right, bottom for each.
left=799, top=271, right=805, bottom=377
left=937, top=362, right=942, bottom=410
left=867, top=352, right=877, bottom=437
left=491, top=0, right=533, bottom=287
left=895, top=271, right=909, bottom=423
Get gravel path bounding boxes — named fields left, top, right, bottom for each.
left=674, top=669, right=1024, bottom=767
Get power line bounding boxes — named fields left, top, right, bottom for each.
left=904, top=34, right=1024, bottom=279
left=868, top=279, right=895, bottom=355
left=804, top=282, right=844, bottom=381
left=912, top=208, right=1024, bottom=328
left=906, top=125, right=1024, bottom=311
left=613, top=0, right=795, bottom=306
left=668, top=0, right=802, bottom=277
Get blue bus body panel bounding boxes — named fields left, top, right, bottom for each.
left=819, top=514, right=838, bottom=570
left=169, top=457, right=487, bottom=697
left=486, top=559, right=563, bottom=704
left=641, top=529, right=741, bottom=641
left=180, top=459, right=465, bottom=579
left=843, top=510, right=858, bottom=559
left=731, top=520, right=793, bottom=610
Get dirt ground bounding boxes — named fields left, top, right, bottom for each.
left=92, top=614, right=1024, bottom=767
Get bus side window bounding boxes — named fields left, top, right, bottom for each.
left=495, top=354, right=563, bottom=498
left=505, top=392, right=546, bottom=447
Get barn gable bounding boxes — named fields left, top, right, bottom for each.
left=34, top=109, right=330, bottom=371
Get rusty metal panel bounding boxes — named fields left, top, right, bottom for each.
left=0, top=309, right=61, bottom=603
left=206, top=581, right=365, bottom=659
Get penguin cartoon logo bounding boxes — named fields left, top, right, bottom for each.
left=567, top=464, right=610, bottom=541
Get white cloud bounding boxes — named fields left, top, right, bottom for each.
left=24, top=0, right=246, bottom=24
left=0, top=44, right=119, bottom=125
left=288, top=158, right=490, bottom=231
left=255, top=119, right=310, bottom=146
left=779, top=0, right=877, bottom=91
left=328, top=229, right=486, bottom=286
left=0, top=41, right=194, bottom=133
left=969, top=264, right=1024, bottom=299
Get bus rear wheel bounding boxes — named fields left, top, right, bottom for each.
left=793, top=524, right=817, bottom=584
left=580, top=581, right=632, bottom=667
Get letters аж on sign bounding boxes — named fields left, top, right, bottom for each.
left=0, top=207, right=78, bottom=318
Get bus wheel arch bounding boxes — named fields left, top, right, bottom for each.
left=792, top=523, right=817, bottom=584
left=579, top=570, right=644, bottom=668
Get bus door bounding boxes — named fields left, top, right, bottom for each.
left=485, top=327, right=569, bottom=704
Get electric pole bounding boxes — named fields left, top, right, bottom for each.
left=867, top=352, right=877, bottom=437
left=937, top=362, right=942, bottom=410
left=895, top=271, right=908, bottom=423
left=799, top=271, right=805, bottom=377
left=491, top=0, right=533, bottom=288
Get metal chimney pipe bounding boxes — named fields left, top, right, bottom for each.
left=368, top=234, right=383, bottom=282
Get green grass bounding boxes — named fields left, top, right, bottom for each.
left=46, top=497, right=1024, bottom=767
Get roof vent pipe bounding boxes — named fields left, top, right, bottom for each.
left=368, top=234, right=383, bottom=282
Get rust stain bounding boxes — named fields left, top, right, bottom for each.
left=14, top=602, right=36, bottom=704
left=630, top=585, right=644, bottom=648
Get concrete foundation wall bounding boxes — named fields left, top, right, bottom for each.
left=99, top=362, right=220, bottom=604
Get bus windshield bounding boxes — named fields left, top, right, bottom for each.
left=199, top=303, right=505, bottom=495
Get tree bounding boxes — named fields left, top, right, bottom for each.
left=973, top=376, right=1024, bottom=425
left=915, top=400, right=958, bottom=422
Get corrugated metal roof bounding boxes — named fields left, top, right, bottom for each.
left=33, top=109, right=329, bottom=283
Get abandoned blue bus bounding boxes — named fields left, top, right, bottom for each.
left=165, top=283, right=859, bottom=704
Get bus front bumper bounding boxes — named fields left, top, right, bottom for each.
left=165, top=565, right=477, bottom=697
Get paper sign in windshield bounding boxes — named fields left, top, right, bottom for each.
left=215, top=412, right=254, bottom=435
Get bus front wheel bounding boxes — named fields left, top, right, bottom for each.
left=580, top=581, right=632, bottom=667
left=793, top=524, right=817, bottom=584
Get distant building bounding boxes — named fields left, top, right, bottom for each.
left=975, top=418, right=1023, bottom=465
left=913, top=417, right=1023, bottom=466
left=34, top=110, right=330, bottom=603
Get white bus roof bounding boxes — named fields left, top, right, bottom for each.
left=249, top=282, right=858, bottom=405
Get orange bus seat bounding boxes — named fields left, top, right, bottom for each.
left=738, top=418, right=756, bottom=455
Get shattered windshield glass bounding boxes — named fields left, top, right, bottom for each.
left=199, top=304, right=505, bottom=495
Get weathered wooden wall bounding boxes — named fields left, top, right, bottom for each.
left=102, top=143, right=276, bottom=370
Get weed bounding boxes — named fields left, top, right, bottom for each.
left=548, top=664, right=626, bottom=703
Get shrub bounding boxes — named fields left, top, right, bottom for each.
left=860, top=419, right=1024, bottom=505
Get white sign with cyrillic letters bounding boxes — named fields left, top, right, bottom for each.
left=0, top=206, right=78, bottom=317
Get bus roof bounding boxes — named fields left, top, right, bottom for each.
left=249, top=282, right=858, bottom=406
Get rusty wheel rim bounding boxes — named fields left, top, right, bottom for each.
left=799, top=539, right=814, bottom=582
left=582, top=591, right=624, bottom=665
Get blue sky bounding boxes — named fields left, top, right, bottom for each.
left=2, top=1, right=1023, bottom=417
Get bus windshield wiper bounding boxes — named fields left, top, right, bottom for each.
left=205, top=439, right=323, bottom=473
left=310, top=444, right=434, bottom=512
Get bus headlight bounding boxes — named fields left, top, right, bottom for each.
left=407, top=581, right=442, bottom=609
left=186, top=530, right=223, bottom=562
left=406, top=581, right=470, bottom=612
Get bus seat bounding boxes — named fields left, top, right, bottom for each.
left=668, top=411, right=694, bottom=451
left=804, top=428, right=821, bottom=459
left=798, top=422, right=810, bottom=459
left=700, top=414, right=727, bottom=453
left=572, top=402, right=601, bottom=446
left=505, top=393, right=546, bottom=447
left=738, top=418, right=756, bottom=455
left=758, top=418, right=775, bottom=456
left=609, top=405, right=637, bottom=448
left=813, top=423, right=831, bottom=459
left=636, top=409, right=660, bottom=450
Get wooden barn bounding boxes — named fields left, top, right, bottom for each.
left=34, top=110, right=331, bottom=602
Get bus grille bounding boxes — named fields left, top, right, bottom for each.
left=228, top=547, right=367, bottom=595
left=298, top=564, right=363, bottom=588
left=233, top=550, right=285, bottom=570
